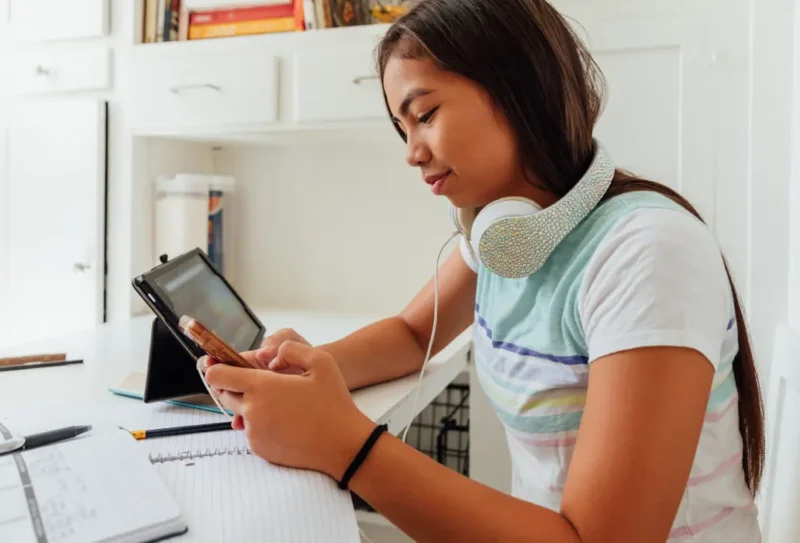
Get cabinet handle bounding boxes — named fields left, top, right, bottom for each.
left=169, top=83, right=222, bottom=94
left=352, top=75, right=378, bottom=85
left=73, top=262, right=91, bottom=272
left=34, top=65, right=50, bottom=76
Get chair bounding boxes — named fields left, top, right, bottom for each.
left=759, top=324, right=800, bottom=542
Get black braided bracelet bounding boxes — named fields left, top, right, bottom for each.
left=338, top=423, right=388, bottom=490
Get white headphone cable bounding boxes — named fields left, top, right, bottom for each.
left=401, top=230, right=461, bottom=444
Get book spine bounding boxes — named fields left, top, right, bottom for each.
left=155, top=0, right=166, bottom=41
left=294, top=0, right=305, bottom=31
left=188, top=17, right=297, bottom=39
left=143, top=0, right=158, bottom=43
left=189, top=3, right=294, bottom=25
left=303, top=0, right=316, bottom=30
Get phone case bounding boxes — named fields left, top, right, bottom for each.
left=179, top=316, right=254, bottom=369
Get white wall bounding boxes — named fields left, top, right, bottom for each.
left=747, top=0, right=794, bottom=388
left=207, top=140, right=455, bottom=317
left=790, top=1, right=800, bottom=331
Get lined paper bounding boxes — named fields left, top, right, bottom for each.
left=126, top=403, right=361, bottom=543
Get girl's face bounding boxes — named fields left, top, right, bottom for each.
left=382, top=55, right=554, bottom=209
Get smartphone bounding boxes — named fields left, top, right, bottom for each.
left=178, top=315, right=255, bottom=369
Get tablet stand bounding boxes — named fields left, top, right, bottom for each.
left=143, top=316, right=209, bottom=403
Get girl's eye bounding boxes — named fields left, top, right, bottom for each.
left=418, top=107, right=439, bottom=124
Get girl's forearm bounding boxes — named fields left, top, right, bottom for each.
left=348, top=432, right=582, bottom=543
left=319, top=316, right=427, bottom=390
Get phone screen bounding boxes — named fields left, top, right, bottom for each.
left=151, top=256, right=261, bottom=352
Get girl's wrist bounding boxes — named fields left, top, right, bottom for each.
left=325, top=412, right=378, bottom=483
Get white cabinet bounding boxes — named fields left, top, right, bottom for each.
left=0, top=0, right=109, bottom=42
left=293, top=49, right=386, bottom=123
left=0, top=98, right=106, bottom=347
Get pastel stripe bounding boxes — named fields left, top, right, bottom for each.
left=507, top=424, right=581, bottom=448
left=708, top=373, right=737, bottom=409
left=687, top=451, right=742, bottom=487
left=474, top=340, right=589, bottom=390
left=476, top=364, right=585, bottom=419
left=669, top=507, right=734, bottom=539
left=493, top=403, right=584, bottom=434
left=475, top=311, right=588, bottom=366
left=704, top=394, right=738, bottom=424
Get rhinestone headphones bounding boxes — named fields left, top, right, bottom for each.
left=450, top=139, right=616, bottom=278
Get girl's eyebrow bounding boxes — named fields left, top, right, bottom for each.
left=398, top=88, right=434, bottom=117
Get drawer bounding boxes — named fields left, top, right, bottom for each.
left=130, top=47, right=279, bottom=131
left=0, top=0, right=109, bottom=42
left=293, top=49, right=387, bottom=123
left=0, top=46, right=111, bottom=97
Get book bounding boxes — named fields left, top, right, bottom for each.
left=188, top=16, right=297, bottom=39
left=109, top=371, right=230, bottom=415
left=189, top=3, right=295, bottom=25
left=0, top=427, right=186, bottom=543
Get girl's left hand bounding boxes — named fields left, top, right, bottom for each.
left=202, top=341, right=376, bottom=481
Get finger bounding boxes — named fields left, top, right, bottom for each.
left=261, top=328, right=306, bottom=359
left=238, top=350, right=268, bottom=369
left=218, top=390, right=245, bottom=414
left=232, top=414, right=245, bottom=430
left=275, top=341, right=331, bottom=374
left=267, top=357, right=305, bottom=375
left=205, top=364, right=260, bottom=393
left=196, top=355, right=217, bottom=373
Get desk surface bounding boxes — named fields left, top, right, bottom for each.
left=0, top=308, right=471, bottom=435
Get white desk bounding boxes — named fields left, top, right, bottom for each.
left=0, top=308, right=472, bottom=436
left=0, top=309, right=472, bottom=539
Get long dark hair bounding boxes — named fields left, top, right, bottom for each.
left=376, top=0, right=765, bottom=495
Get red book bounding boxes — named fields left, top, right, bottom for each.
left=189, top=3, right=295, bottom=26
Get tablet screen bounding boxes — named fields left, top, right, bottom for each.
left=151, top=255, right=262, bottom=352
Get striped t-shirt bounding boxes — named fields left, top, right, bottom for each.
left=461, top=191, right=760, bottom=541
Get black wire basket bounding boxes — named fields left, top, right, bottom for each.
left=352, top=382, right=470, bottom=512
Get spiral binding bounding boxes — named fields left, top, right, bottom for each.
left=148, top=446, right=252, bottom=464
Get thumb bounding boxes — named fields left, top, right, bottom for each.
left=274, top=341, right=332, bottom=374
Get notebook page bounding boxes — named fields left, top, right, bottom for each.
left=127, top=403, right=360, bottom=542
left=0, top=432, right=183, bottom=543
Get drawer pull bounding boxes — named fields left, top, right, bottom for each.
left=169, top=83, right=222, bottom=94
left=34, top=65, right=50, bottom=76
left=352, top=75, right=379, bottom=85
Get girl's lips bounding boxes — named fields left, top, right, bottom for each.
left=424, top=171, right=451, bottom=195
left=431, top=174, right=449, bottom=195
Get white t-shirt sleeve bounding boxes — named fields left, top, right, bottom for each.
left=579, top=207, right=733, bottom=368
left=459, top=236, right=479, bottom=273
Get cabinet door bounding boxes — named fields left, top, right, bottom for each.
left=0, top=0, right=108, bottom=42
left=1, top=98, right=106, bottom=347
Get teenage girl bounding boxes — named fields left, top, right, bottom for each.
left=201, top=1, right=765, bottom=541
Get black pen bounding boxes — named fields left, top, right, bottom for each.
left=21, top=425, right=92, bottom=451
left=123, top=422, right=233, bottom=440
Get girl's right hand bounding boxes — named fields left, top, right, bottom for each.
left=198, top=328, right=313, bottom=428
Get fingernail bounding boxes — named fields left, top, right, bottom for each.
left=211, top=387, right=221, bottom=397
left=197, top=357, right=206, bottom=372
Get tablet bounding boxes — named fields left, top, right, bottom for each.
left=132, top=249, right=266, bottom=401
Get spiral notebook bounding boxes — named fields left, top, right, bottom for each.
left=0, top=427, right=187, bottom=543
left=128, top=404, right=362, bottom=543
